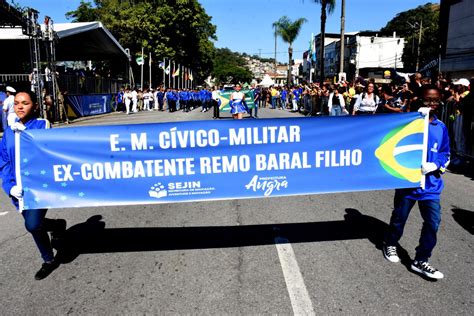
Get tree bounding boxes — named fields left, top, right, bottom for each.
left=65, top=0, right=216, bottom=83
left=273, top=16, right=307, bottom=85
left=212, top=48, right=253, bottom=84
left=311, top=0, right=336, bottom=82
left=380, top=3, right=439, bottom=72
left=65, top=0, right=99, bottom=21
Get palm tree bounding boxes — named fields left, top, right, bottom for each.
left=273, top=16, right=307, bottom=85
left=312, top=0, right=336, bottom=83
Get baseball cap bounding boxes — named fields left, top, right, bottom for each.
left=453, top=78, right=470, bottom=87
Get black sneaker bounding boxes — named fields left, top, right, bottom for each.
left=383, top=245, right=400, bottom=263
left=35, top=260, right=59, bottom=280
left=411, top=260, right=444, bottom=279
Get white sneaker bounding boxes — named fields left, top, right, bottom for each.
left=383, top=245, right=400, bottom=263
left=411, top=260, right=444, bottom=279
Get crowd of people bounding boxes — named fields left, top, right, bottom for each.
left=113, top=74, right=472, bottom=166
left=115, top=86, right=217, bottom=115
left=0, top=72, right=471, bottom=281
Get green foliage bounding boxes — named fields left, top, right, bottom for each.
left=212, top=48, right=253, bottom=84
left=310, top=0, right=336, bottom=14
left=273, top=16, right=307, bottom=45
left=65, top=0, right=99, bottom=21
left=273, top=16, right=306, bottom=84
left=65, top=0, right=216, bottom=81
left=380, top=3, right=440, bottom=71
left=251, top=55, right=275, bottom=64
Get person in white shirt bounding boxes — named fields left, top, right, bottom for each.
left=123, top=87, right=132, bottom=114
left=229, top=84, right=247, bottom=120
left=328, top=86, right=347, bottom=116
left=131, top=88, right=138, bottom=112
left=143, top=89, right=153, bottom=111
left=353, top=82, right=380, bottom=115
left=2, top=86, right=18, bottom=126
left=211, top=86, right=221, bottom=119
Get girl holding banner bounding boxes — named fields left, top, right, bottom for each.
left=229, top=84, right=247, bottom=120
left=1, top=90, right=66, bottom=280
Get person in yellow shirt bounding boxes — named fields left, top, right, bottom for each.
left=270, top=86, right=278, bottom=109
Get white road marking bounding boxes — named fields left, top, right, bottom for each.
left=0, top=211, right=9, bottom=216
left=275, top=236, right=315, bottom=315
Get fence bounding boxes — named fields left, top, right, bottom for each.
left=0, top=73, right=125, bottom=95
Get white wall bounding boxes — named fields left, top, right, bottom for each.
left=357, top=36, right=404, bottom=69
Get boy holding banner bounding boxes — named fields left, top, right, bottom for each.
left=383, top=85, right=450, bottom=280
left=1, top=90, right=66, bottom=280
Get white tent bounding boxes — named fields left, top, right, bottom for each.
left=0, top=22, right=129, bottom=62
left=259, top=74, right=275, bottom=87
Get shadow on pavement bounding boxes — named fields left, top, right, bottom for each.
left=56, top=209, right=406, bottom=266
left=452, top=208, right=474, bottom=235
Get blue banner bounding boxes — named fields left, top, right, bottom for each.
left=17, top=113, right=428, bottom=210
left=65, top=94, right=113, bottom=117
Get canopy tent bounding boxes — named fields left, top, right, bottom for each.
left=259, top=74, right=275, bottom=87
left=53, top=22, right=129, bottom=61
left=0, top=22, right=129, bottom=73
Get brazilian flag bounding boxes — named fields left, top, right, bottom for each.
left=217, top=90, right=255, bottom=112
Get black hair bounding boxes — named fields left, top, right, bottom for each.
left=15, top=90, right=38, bottom=104
left=421, top=84, right=441, bottom=96
left=381, top=84, right=392, bottom=96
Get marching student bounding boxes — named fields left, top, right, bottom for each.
left=383, top=84, right=450, bottom=280
left=131, top=87, right=138, bottom=113
left=1, top=90, right=66, bottom=280
left=115, top=86, right=124, bottom=112
left=2, top=86, right=17, bottom=127
left=143, top=88, right=153, bottom=111
left=211, top=86, right=221, bottom=119
left=229, top=83, right=247, bottom=120
left=123, top=87, right=132, bottom=114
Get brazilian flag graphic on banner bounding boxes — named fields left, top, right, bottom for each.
left=217, top=90, right=256, bottom=112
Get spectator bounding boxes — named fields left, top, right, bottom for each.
left=353, top=82, right=380, bottom=115
left=328, top=86, right=346, bottom=116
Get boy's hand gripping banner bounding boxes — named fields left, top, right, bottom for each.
left=17, top=113, right=428, bottom=210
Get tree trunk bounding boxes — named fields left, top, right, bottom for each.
left=319, top=3, right=327, bottom=83
left=288, top=45, right=293, bottom=86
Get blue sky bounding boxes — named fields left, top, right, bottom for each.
left=14, top=0, right=437, bottom=62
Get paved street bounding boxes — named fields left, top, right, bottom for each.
left=0, top=108, right=472, bottom=315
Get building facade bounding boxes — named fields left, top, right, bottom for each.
left=306, top=32, right=404, bottom=82
left=440, top=0, right=474, bottom=78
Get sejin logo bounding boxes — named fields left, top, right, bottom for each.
left=149, top=183, right=168, bottom=199
left=375, top=118, right=425, bottom=183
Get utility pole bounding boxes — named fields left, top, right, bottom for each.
left=416, top=20, right=423, bottom=71
left=149, top=52, right=152, bottom=88
left=339, top=0, right=346, bottom=82
left=163, top=57, right=166, bottom=89
left=140, top=46, right=144, bottom=89
left=274, top=25, right=277, bottom=80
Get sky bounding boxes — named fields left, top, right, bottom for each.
left=13, top=0, right=438, bottom=62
